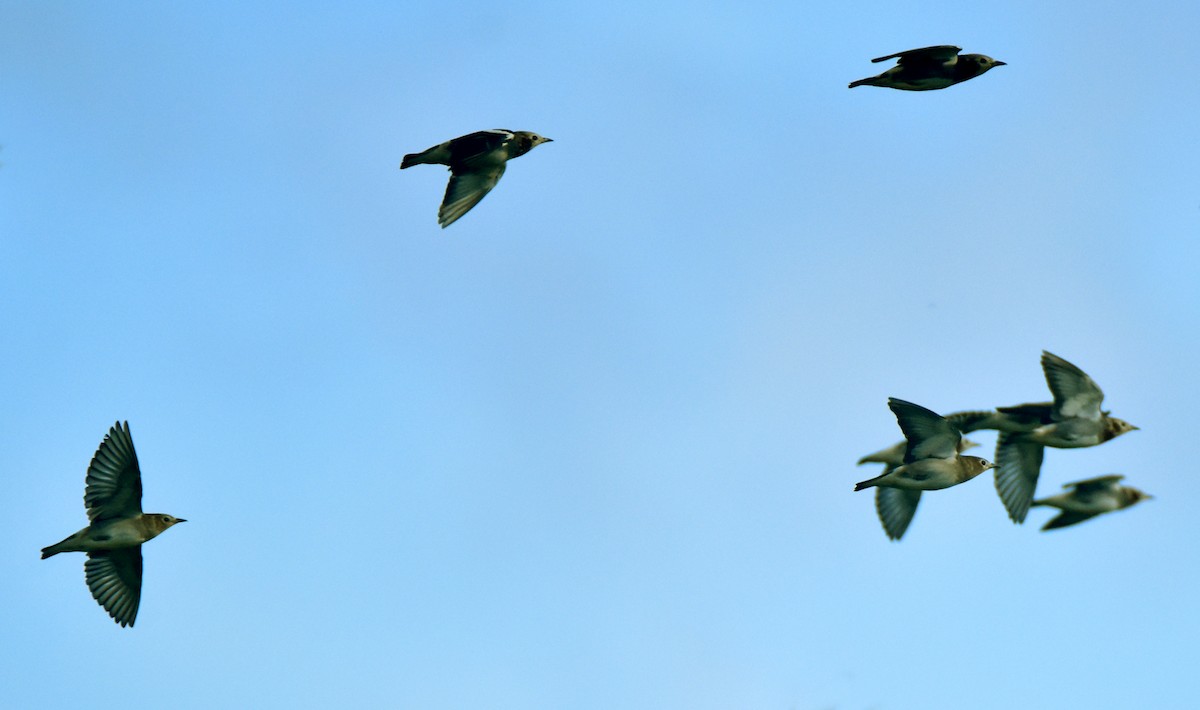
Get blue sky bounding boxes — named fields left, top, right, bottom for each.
left=3, top=1, right=1199, bottom=708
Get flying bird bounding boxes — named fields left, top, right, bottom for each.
left=993, top=352, right=1137, bottom=524
left=400, top=129, right=552, bottom=228
left=855, top=398, right=997, bottom=540
left=849, top=45, right=1005, bottom=91
left=857, top=423, right=980, bottom=541
left=41, top=422, right=186, bottom=627
left=1031, top=475, right=1151, bottom=531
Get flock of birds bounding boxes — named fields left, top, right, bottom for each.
left=855, top=351, right=1149, bottom=540
left=41, top=45, right=1150, bottom=628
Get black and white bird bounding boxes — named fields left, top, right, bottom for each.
left=993, top=352, right=1137, bottom=524
left=1031, top=475, right=1151, bottom=531
left=855, top=398, right=997, bottom=540
left=849, top=45, right=1005, bottom=91
left=400, top=129, right=552, bottom=228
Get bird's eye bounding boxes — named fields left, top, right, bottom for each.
left=162, top=515, right=173, bottom=523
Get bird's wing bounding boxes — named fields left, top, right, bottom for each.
left=438, top=164, right=507, bottom=227
left=447, top=130, right=513, bottom=165
left=994, top=433, right=1045, bottom=523
left=888, top=398, right=960, bottom=462
left=871, top=45, right=961, bottom=65
left=875, top=485, right=921, bottom=541
left=84, top=421, right=143, bottom=521
left=1042, top=351, right=1104, bottom=421
left=1040, top=510, right=1094, bottom=531
left=944, top=410, right=996, bottom=434
left=85, top=547, right=143, bottom=627
left=1063, top=474, right=1125, bottom=492
left=995, top=402, right=1055, bottom=423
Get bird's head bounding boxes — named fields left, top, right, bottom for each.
left=963, top=456, right=998, bottom=479
left=967, top=54, right=1006, bottom=73
left=515, top=132, right=552, bottom=148
left=146, top=513, right=187, bottom=537
left=1103, top=417, right=1139, bottom=441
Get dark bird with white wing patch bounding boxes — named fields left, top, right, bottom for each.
left=401, top=129, right=552, bottom=228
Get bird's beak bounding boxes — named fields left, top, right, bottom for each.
left=176, top=518, right=188, bottom=523
left=543, top=138, right=554, bottom=143
left=994, top=61, right=1007, bottom=66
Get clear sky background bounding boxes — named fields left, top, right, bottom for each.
left=3, top=2, right=1199, bottom=708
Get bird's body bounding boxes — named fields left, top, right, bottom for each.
left=849, top=45, right=1005, bottom=91
left=400, top=129, right=552, bottom=227
left=42, top=514, right=179, bottom=556
left=1031, top=475, right=1151, bottom=530
left=993, top=352, right=1137, bottom=523
left=855, top=398, right=996, bottom=540
left=41, top=422, right=185, bottom=627
left=857, top=456, right=985, bottom=491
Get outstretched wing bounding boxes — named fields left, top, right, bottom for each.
left=994, top=433, right=1045, bottom=523
left=85, top=547, right=143, bottom=627
left=871, top=45, right=961, bottom=65
left=888, top=398, right=960, bottom=462
left=84, top=421, right=143, bottom=521
left=995, top=402, right=1055, bottom=424
left=438, top=164, right=507, bottom=227
left=446, top=130, right=513, bottom=167
left=875, top=486, right=921, bottom=541
left=1041, top=510, right=1095, bottom=531
left=1063, top=474, right=1124, bottom=493
left=1042, top=351, right=1104, bottom=421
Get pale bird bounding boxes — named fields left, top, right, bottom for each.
left=42, top=422, right=185, bottom=627
left=855, top=398, right=997, bottom=540
left=993, top=351, right=1137, bottom=524
left=1031, top=475, right=1151, bottom=531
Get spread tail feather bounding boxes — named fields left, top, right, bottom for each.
left=400, top=153, right=421, bottom=169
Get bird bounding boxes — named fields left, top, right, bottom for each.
left=1031, top=475, right=1151, bottom=531
left=41, top=422, right=185, bottom=627
left=848, top=45, right=1005, bottom=91
left=857, top=429, right=980, bottom=541
left=993, top=351, right=1138, bottom=524
left=855, top=398, right=997, bottom=540
left=400, top=129, right=552, bottom=228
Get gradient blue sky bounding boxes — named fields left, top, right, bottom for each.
left=3, top=2, right=1199, bottom=708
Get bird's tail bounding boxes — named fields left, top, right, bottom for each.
left=854, top=474, right=886, bottom=492
left=848, top=78, right=875, bottom=89
left=400, top=148, right=437, bottom=169
left=40, top=532, right=76, bottom=559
